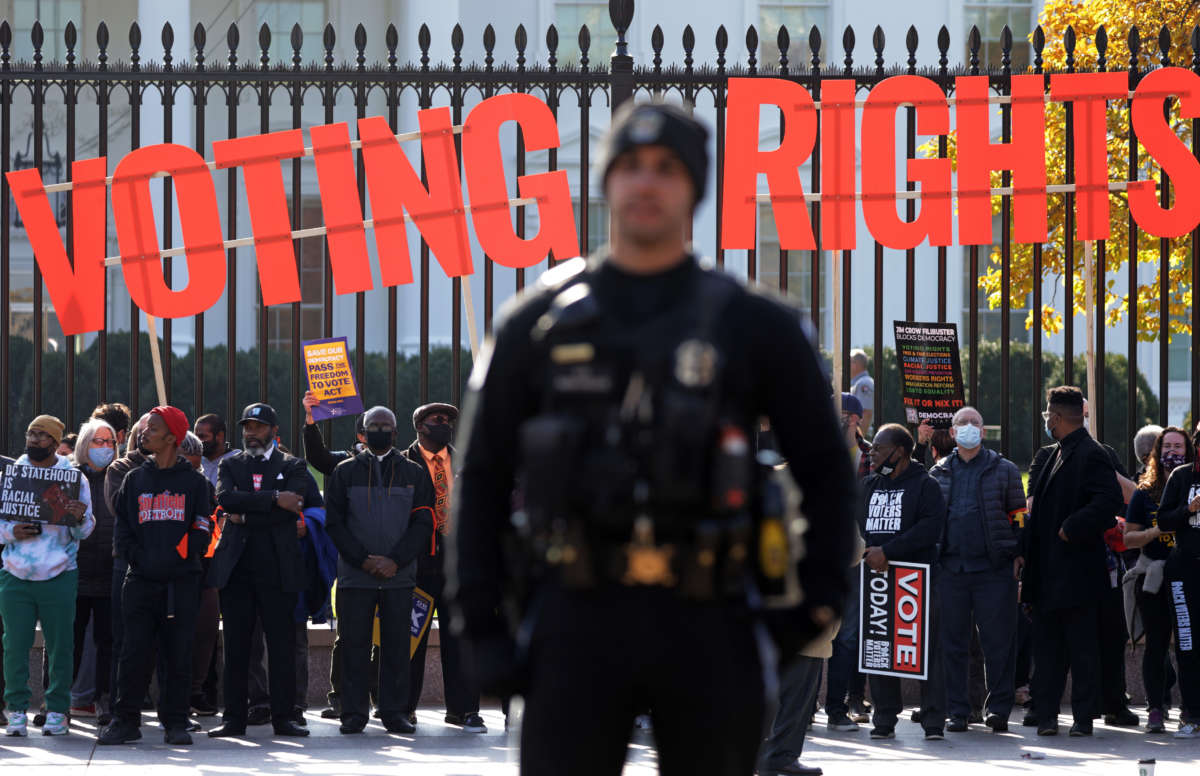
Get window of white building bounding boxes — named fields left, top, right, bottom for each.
left=963, top=0, right=1034, bottom=71
left=758, top=1, right=830, bottom=65
left=555, top=1, right=617, bottom=66
left=12, top=0, right=82, bottom=63
left=256, top=0, right=328, bottom=66
left=757, top=202, right=829, bottom=322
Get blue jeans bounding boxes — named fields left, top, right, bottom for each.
left=824, top=570, right=865, bottom=717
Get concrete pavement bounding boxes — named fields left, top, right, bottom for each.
left=0, top=705, right=1197, bottom=775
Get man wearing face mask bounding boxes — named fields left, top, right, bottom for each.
left=207, top=402, right=310, bottom=738
left=860, top=424, right=947, bottom=740
left=195, top=414, right=238, bottom=490
left=400, top=403, right=484, bottom=732
left=929, top=407, right=1025, bottom=733
left=324, top=405, right=435, bottom=734
left=1016, top=386, right=1124, bottom=736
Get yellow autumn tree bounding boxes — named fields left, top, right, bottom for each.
left=925, top=0, right=1200, bottom=341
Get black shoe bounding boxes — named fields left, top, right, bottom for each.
left=968, top=710, right=984, bottom=724
left=946, top=717, right=969, bottom=732
left=446, top=712, right=487, bottom=733
left=246, top=707, right=271, bottom=726
left=986, top=714, right=1009, bottom=733
left=163, top=728, right=193, bottom=745
left=383, top=717, right=416, bottom=734
left=32, top=711, right=47, bottom=727
left=207, top=722, right=247, bottom=738
left=320, top=706, right=340, bottom=719
left=772, top=763, right=824, bottom=776
left=910, top=709, right=922, bottom=724
left=293, top=709, right=307, bottom=726
left=1022, top=712, right=1039, bottom=727
left=1037, top=724, right=1058, bottom=736
left=186, top=719, right=202, bottom=732
left=1104, top=708, right=1139, bottom=726
left=97, top=721, right=142, bottom=745
left=190, top=696, right=218, bottom=717
left=339, top=717, right=367, bottom=734
left=273, top=720, right=310, bottom=737
left=869, top=726, right=895, bottom=739
left=924, top=728, right=945, bottom=740
left=1069, top=722, right=1093, bottom=737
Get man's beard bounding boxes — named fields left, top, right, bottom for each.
left=245, top=438, right=269, bottom=457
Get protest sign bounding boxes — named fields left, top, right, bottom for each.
left=410, top=586, right=435, bottom=658
left=858, top=561, right=931, bottom=680
left=893, top=321, right=965, bottom=428
left=302, top=337, right=364, bottom=421
left=0, top=462, right=83, bottom=526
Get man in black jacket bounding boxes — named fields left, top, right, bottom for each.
left=928, top=407, right=1025, bottom=733
left=1017, top=386, right=1124, bottom=736
left=401, top=402, right=484, bottom=732
left=860, top=424, right=948, bottom=740
left=325, top=405, right=435, bottom=734
left=207, top=402, right=310, bottom=738
left=99, top=406, right=212, bottom=745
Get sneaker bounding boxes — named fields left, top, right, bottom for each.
left=97, top=720, right=142, bottom=745
left=946, top=717, right=968, bottom=733
left=190, top=696, right=218, bottom=717
left=69, top=704, right=96, bottom=718
left=42, top=712, right=69, bottom=736
left=827, top=712, right=860, bottom=732
left=924, top=728, right=945, bottom=740
left=848, top=697, right=872, bottom=724
left=1147, top=709, right=1165, bottom=734
left=462, top=713, right=486, bottom=733
left=6, top=711, right=28, bottom=737
left=1174, top=722, right=1200, bottom=739
left=985, top=714, right=1009, bottom=733
left=869, top=726, right=895, bottom=739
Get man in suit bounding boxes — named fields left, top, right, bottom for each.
left=401, top=403, right=484, bottom=732
left=1016, top=386, right=1124, bottom=737
left=207, top=403, right=310, bottom=738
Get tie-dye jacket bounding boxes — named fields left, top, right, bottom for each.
left=0, top=453, right=96, bottom=581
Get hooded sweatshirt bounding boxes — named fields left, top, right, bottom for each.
left=113, top=456, right=213, bottom=582
left=0, top=453, right=95, bottom=581
left=1156, top=460, right=1200, bottom=562
left=859, top=460, right=946, bottom=564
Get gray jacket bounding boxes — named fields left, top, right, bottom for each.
left=929, top=447, right=1026, bottom=567
left=324, top=449, right=436, bottom=589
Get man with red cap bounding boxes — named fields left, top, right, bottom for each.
left=99, top=406, right=213, bottom=746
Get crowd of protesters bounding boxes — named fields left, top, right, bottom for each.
left=1, top=380, right=1199, bottom=764
left=0, top=393, right=482, bottom=745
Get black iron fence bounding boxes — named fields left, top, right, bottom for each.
left=0, top=0, right=1194, bottom=468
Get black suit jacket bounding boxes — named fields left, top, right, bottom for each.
left=1021, top=428, right=1124, bottom=610
left=208, top=447, right=310, bottom=592
left=403, top=439, right=457, bottom=575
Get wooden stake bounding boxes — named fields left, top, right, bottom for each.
left=832, top=250, right=843, bottom=416
left=1084, top=240, right=1097, bottom=436
left=144, top=312, right=167, bottom=407
left=461, top=275, right=480, bottom=362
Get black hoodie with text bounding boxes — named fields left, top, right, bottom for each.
left=113, top=456, right=213, bottom=582
left=859, top=459, right=947, bottom=564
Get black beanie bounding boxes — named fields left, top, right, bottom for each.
left=597, top=101, right=710, bottom=206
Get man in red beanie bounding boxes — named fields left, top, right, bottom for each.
left=99, top=406, right=212, bottom=746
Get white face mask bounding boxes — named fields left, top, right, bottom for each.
left=954, top=423, right=982, bottom=449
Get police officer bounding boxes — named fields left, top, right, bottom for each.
left=207, top=402, right=310, bottom=738
left=451, top=101, right=858, bottom=776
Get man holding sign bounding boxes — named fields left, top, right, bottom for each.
left=0, top=415, right=94, bottom=737
left=302, top=338, right=364, bottom=421
left=859, top=424, right=946, bottom=740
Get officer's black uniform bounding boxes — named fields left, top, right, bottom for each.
left=209, top=405, right=311, bottom=734
left=451, top=103, right=858, bottom=776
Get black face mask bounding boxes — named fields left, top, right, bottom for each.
left=423, top=423, right=453, bottom=450
left=366, top=430, right=395, bottom=455
left=25, top=444, right=54, bottom=462
left=875, top=449, right=901, bottom=476
left=201, top=439, right=218, bottom=458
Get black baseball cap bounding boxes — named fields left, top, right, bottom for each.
left=239, top=402, right=278, bottom=427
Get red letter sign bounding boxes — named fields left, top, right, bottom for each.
left=7, top=157, right=108, bottom=335
left=861, top=76, right=952, bottom=249
left=311, top=122, right=373, bottom=294
left=1129, top=67, right=1200, bottom=237
left=821, top=79, right=857, bottom=251
left=111, top=144, right=226, bottom=319
left=463, top=93, right=579, bottom=268
left=722, top=77, right=817, bottom=250
left=358, top=110, right=472, bottom=285
left=212, top=129, right=305, bottom=305
left=1050, top=72, right=1127, bottom=240
left=956, top=75, right=1048, bottom=244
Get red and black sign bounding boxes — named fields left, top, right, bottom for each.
left=858, top=561, right=930, bottom=680
left=0, top=462, right=83, bottom=526
left=893, top=321, right=965, bottom=429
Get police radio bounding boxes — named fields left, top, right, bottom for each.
left=753, top=450, right=808, bottom=610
